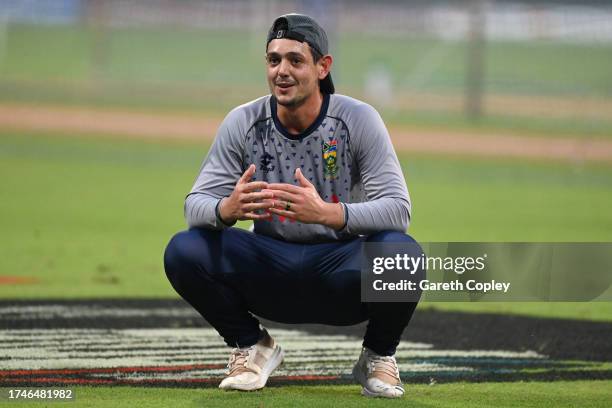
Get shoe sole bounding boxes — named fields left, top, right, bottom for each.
left=361, top=385, right=404, bottom=398
left=220, top=345, right=284, bottom=391
left=352, top=362, right=404, bottom=398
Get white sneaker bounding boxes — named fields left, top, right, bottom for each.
left=218, top=328, right=284, bottom=391
left=352, top=347, right=404, bottom=398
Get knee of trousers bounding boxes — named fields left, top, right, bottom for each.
left=163, top=228, right=219, bottom=288
left=366, top=230, right=418, bottom=245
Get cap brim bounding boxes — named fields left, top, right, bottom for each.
left=320, top=73, right=335, bottom=94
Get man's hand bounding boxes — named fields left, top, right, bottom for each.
left=219, top=164, right=274, bottom=224
left=266, top=168, right=345, bottom=230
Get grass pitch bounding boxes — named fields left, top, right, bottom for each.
left=1, top=130, right=611, bottom=406
left=5, top=381, right=612, bottom=407
left=1, top=130, right=611, bottom=321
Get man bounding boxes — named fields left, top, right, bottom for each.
left=164, top=13, right=424, bottom=398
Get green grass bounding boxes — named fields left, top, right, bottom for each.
left=1, top=24, right=612, bottom=136
left=1, top=131, right=611, bottom=406
left=383, top=111, right=612, bottom=139
left=0, top=133, right=194, bottom=298
left=4, top=381, right=611, bottom=407
left=3, top=25, right=611, bottom=95
left=340, top=35, right=612, bottom=96
left=420, top=302, right=612, bottom=322
left=405, top=154, right=612, bottom=241
left=1, top=131, right=612, bottom=321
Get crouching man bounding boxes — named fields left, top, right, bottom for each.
left=164, top=13, right=424, bottom=398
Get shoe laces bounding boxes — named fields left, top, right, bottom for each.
left=366, top=351, right=400, bottom=380
left=227, top=346, right=254, bottom=376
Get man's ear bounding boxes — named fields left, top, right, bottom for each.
left=318, top=55, right=333, bottom=80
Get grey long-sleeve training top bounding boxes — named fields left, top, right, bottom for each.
left=185, top=93, right=411, bottom=243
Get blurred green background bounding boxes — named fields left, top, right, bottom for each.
left=1, top=2, right=612, bottom=136
left=1, top=0, right=611, bottom=321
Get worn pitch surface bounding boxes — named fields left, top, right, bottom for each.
left=1, top=300, right=610, bottom=387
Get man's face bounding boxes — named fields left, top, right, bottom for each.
left=266, top=38, right=321, bottom=108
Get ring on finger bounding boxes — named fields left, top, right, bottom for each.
left=285, top=200, right=292, bottom=211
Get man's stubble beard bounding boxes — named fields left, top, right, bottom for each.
left=276, top=93, right=307, bottom=108
left=271, top=78, right=317, bottom=109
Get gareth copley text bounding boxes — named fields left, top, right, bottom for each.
left=371, top=253, right=512, bottom=294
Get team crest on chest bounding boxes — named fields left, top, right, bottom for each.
left=322, top=139, right=339, bottom=180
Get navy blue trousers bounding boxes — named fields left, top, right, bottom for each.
left=164, top=228, right=423, bottom=356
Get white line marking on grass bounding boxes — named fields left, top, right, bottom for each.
left=0, top=327, right=546, bottom=381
